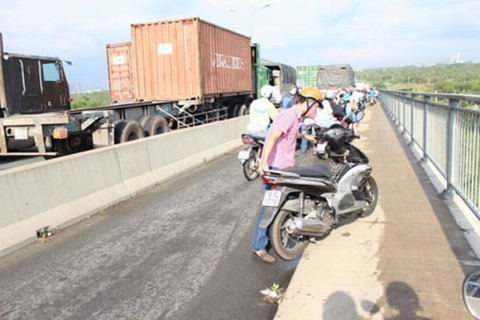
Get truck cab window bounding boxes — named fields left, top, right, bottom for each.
left=42, top=62, right=61, bottom=82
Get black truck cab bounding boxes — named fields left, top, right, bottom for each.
left=0, top=33, right=70, bottom=118
left=1, top=53, right=70, bottom=117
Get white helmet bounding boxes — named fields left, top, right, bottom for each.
left=325, top=89, right=335, bottom=99
left=260, top=85, right=273, bottom=98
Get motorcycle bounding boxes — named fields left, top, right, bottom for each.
left=237, top=133, right=264, bottom=181
left=314, top=111, right=365, bottom=161
left=368, top=96, right=378, bottom=105
left=259, top=127, right=378, bottom=260
left=463, top=270, right=480, bottom=319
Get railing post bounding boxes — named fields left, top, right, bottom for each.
left=441, top=98, right=459, bottom=199
left=401, top=93, right=407, bottom=133
left=391, top=94, right=397, bottom=125
left=421, top=96, right=431, bottom=162
left=390, top=94, right=398, bottom=124
left=409, top=94, right=416, bottom=146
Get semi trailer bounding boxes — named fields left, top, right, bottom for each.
left=0, top=17, right=296, bottom=157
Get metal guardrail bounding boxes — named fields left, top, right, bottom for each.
left=379, top=90, right=480, bottom=219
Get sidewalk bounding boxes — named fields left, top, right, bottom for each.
left=274, top=104, right=479, bottom=319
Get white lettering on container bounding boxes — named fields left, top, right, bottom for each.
left=211, top=53, right=244, bottom=69
left=112, top=55, right=126, bottom=65
left=158, top=43, right=173, bottom=55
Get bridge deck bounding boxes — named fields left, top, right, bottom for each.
left=275, top=103, right=479, bottom=319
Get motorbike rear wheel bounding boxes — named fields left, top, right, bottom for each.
left=358, top=176, right=378, bottom=217
left=243, top=149, right=259, bottom=181
left=270, top=209, right=309, bottom=260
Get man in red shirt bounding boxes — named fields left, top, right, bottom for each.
left=253, top=86, right=322, bottom=263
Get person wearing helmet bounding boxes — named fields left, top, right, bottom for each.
left=281, top=84, right=298, bottom=109
left=252, top=86, right=321, bottom=264
left=246, top=85, right=278, bottom=139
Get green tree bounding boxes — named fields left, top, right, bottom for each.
left=71, top=91, right=110, bottom=110
left=356, top=63, right=480, bottom=95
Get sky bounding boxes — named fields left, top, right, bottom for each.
left=1, top=0, right=479, bottom=91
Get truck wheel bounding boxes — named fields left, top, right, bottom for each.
left=114, top=120, right=145, bottom=144
left=227, top=105, right=235, bottom=119
left=55, top=133, right=93, bottom=156
left=236, top=104, right=248, bottom=117
left=138, top=116, right=150, bottom=135
left=143, top=115, right=170, bottom=136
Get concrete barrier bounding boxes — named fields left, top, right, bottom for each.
left=0, top=116, right=249, bottom=257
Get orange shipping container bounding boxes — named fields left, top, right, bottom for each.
left=130, top=17, right=253, bottom=102
left=106, top=42, right=135, bottom=103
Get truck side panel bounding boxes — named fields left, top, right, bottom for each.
left=198, top=19, right=252, bottom=96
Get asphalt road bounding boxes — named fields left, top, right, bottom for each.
left=0, top=149, right=317, bottom=320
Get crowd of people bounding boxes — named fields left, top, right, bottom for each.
left=245, top=83, right=378, bottom=263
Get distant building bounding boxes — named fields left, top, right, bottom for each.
left=449, top=52, right=464, bottom=64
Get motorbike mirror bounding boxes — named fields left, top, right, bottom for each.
left=463, top=270, right=480, bottom=319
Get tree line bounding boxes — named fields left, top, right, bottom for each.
left=356, top=63, right=480, bottom=94
left=71, top=91, right=110, bottom=110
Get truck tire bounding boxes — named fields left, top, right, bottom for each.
left=138, top=116, right=150, bottom=135
left=114, top=120, right=145, bottom=144
left=55, top=133, right=93, bottom=156
left=227, top=104, right=238, bottom=119
left=236, top=104, right=248, bottom=117
left=143, top=115, right=170, bottom=136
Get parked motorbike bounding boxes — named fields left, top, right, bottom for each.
left=259, top=128, right=378, bottom=260
left=368, top=96, right=378, bottom=105
left=314, top=111, right=365, bottom=161
left=343, top=104, right=365, bottom=133
left=463, top=270, right=480, bottom=319
left=237, top=133, right=264, bottom=181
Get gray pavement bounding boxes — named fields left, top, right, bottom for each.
left=275, top=104, right=480, bottom=319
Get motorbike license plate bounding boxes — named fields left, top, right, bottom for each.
left=237, top=150, right=251, bottom=160
left=317, top=142, right=327, bottom=153
left=262, top=190, right=282, bottom=207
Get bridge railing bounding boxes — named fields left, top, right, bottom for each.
left=379, top=91, right=480, bottom=219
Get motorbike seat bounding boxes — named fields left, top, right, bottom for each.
left=242, top=133, right=265, bottom=144
left=281, top=165, right=332, bottom=178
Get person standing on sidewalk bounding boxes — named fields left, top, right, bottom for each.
left=252, top=86, right=322, bottom=264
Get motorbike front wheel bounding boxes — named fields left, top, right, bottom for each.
left=243, top=149, right=259, bottom=181
left=316, top=151, right=329, bottom=160
left=358, top=176, right=379, bottom=217
left=270, top=209, right=310, bottom=260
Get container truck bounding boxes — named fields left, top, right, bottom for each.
left=106, top=18, right=297, bottom=110
left=0, top=17, right=296, bottom=157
